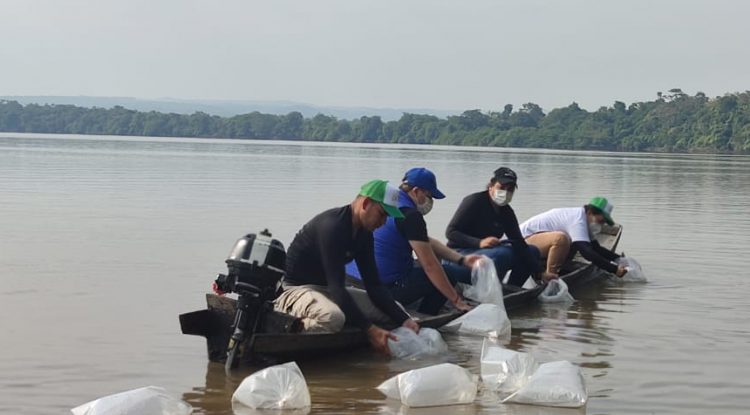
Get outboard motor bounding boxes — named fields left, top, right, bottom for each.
left=213, top=229, right=286, bottom=372
left=214, top=229, right=286, bottom=298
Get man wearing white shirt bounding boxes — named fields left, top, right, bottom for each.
left=519, top=197, right=627, bottom=280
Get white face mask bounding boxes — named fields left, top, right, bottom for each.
left=588, top=221, right=602, bottom=236
left=492, top=188, right=513, bottom=206
left=417, top=196, right=433, bottom=215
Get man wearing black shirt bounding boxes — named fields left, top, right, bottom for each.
left=446, top=167, right=541, bottom=287
left=275, top=179, right=419, bottom=355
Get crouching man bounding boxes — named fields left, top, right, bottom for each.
left=274, top=179, right=420, bottom=355
left=519, top=196, right=627, bottom=280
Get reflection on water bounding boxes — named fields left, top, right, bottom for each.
left=1, top=134, right=749, bottom=414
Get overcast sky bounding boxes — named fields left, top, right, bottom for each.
left=1, top=0, right=749, bottom=112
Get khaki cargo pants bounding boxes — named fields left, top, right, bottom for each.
left=525, top=231, right=572, bottom=274
left=273, top=284, right=396, bottom=333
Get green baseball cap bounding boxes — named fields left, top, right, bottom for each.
left=359, top=179, right=405, bottom=219
left=588, top=196, right=615, bottom=225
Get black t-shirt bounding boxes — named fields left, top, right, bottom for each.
left=445, top=190, right=536, bottom=269
left=395, top=207, right=429, bottom=242
left=446, top=190, right=526, bottom=248
left=284, top=205, right=409, bottom=329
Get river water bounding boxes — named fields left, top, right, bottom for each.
left=1, top=133, right=748, bottom=414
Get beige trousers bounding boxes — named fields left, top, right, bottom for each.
left=525, top=231, right=572, bottom=274
left=273, top=284, right=395, bottom=333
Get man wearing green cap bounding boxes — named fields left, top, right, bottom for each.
left=519, top=197, right=627, bottom=279
left=274, top=179, right=419, bottom=355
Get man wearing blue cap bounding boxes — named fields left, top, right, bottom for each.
left=347, top=168, right=482, bottom=315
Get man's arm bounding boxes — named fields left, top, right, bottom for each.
left=400, top=210, right=467, bottom=309
left=445, top=195, right=482, bottom=248
left=591, top=239, right=620, bottom=262
left=571, top=241, right=620, bottom=274
left=429, top=237, right=464, bottom=263
left=411, top=240, right=469, bottom=310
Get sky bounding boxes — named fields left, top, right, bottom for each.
left=1, top=0, right=749, bottom=112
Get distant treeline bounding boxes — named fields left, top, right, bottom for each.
left=2, top=89, right=749, bottom=153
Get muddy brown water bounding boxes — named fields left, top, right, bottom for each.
left=1, top=134, right=748, bottom=414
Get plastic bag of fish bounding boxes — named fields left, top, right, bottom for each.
left=377, top=363, right=478, bottom=407
left=71, top=386, right=192, bottom=415
left=503, top=361, right=588, bottom=408
left=388, top=327, right=448, bottom=359
left=232, top=362, right=311, bottom=411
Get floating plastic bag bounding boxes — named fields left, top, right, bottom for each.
left=71, top=386, right=192, bottom=415
left=388, top=327, right=448, bottom=359
left=232, top=362, right=311, bottom=410
left=377, top=363, right=478, bottom=407
left=442, top=303, right=511, bottom=337
left=418, top=327, right=448, bottom=352
left=463, top=256, right=505, bottom=306
left=503, top=361, right=587, bottom=408
left=616, top=257, right=647, bottom=282
left=480, top=339, right=538, bottom=394
left=538, top=279, right=574, bottom=303
left=377, top=375, right=401, bottom=401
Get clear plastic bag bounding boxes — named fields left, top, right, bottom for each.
left=418, top=327, right=448, bottom=352
left=480, top=339, right=538, bottom=394
left=463, top=256, right=505, bottom=306
left=441, top=303, right=511, bottom=337
left=388, top=327, right=448, bottom=359
left=231, top=362, right=311, bottom=410
left=377, top=363, right=478, bottom=407
left=503, top=361, right=588, bottom=408
left=71, top=386, right=192, bottom=415
left=616, top=257, right=647, bottom=282
left=377, top=376, right=401, bottom=401
left=538, top=279, right=574, bottom=303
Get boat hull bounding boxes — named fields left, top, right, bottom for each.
left=179, top=225, right=622, bottom=364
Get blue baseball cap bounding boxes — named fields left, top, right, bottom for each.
left=402, top=167, right=446, bottom=199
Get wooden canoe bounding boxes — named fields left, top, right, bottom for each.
left=179, top=224, right=621, bottom=364
left=179, top=294, right=463, bottom=364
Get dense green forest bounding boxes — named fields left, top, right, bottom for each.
left=2, top=89, right=749, bottom=153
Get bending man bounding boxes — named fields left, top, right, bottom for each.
left=274, top=180, right=419, bottom=355
left=519, top=196, right=627, bottom=279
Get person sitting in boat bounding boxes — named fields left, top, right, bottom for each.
left=274, top=179, right=420, bottom=355
left=445, top=167, right=541, bottom=287
left=519, top=197, right=627, bottom=280
left=346, top=167, right=481, bottom=315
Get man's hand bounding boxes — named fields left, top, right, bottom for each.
left=211, top=281, right=226, bottom=296
left=453, top=296, right=473, bottom=312
left=479, top=236, right=501, bottom=248
left=402, top=318, right=420, bottom=333
left=367, top=325, right=396, bottom=356
left=541, top=271, right=559, bottom=282
left=462, top=254, right=484, bottom=269
left=615, top=266, right=628, bottom=278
